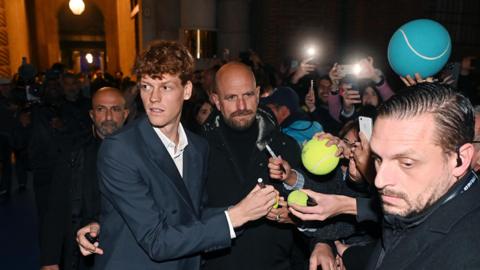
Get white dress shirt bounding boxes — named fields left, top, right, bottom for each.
left=154, top=124, right=188, bottom=177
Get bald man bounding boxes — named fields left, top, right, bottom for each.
left=40, top=87, right=129, bottom=270
left=89, top=87, right=130, bottom=139
left=201, top=62, right=309, bottom=270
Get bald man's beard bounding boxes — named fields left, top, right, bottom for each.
left=223, top=109, right=256, bottom=131
left=95, top=120, right=121, bottom=138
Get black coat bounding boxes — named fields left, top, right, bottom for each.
left=366, top=170, right=480, bottom=270
left=40, top=134, right=101, bottom=269
left=200, top=108, right=307, bottom=270
left=28, top=100, right=90, bottom=172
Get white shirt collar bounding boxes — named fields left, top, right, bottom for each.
left=154, top=123, right=189, bottom=157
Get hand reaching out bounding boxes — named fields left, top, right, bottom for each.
left=400, top=73, right=435, bottom=87
left=351, top=132, right=375, bottom=184
left=305, top=83, right=316, bottom=112
left=309, top=242, right=343, bottom=270
left=356, top=56, right=383, bottom=83
left=288, top=189, right=357, bottom=221
left=228, top=185, right=279, bottom=228
left=341, top=84, right=361, bottom=113
left=268, top=156, right=296, bottom=186
left=291, top=58, right=316, bottom=84
left=313, top=132, right=349, bottom=158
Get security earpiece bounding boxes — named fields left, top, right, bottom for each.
left=456, top=147, right=463, bottom=167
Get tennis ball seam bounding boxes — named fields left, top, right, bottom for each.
left=399, top=29, right=450, bottom=61
left=310, top=153, right=335, bottom=172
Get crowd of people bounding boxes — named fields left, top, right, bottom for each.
left=0, top=40, right=479, bottom=270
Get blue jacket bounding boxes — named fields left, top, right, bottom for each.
left=282, top=119, right=323, bottom=147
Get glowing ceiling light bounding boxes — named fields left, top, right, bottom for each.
left=69, top=0, right=85, bottom=15
left=85, top=53, right=93, bottom=64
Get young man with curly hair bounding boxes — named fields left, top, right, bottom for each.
left=76, top=41, right=278, bottom=270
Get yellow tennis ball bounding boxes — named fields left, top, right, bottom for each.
left=302, top=138, right=340, bottom=175
left=273, top=195, right=279, bottom=209
left=287, top=190, right=308, bottom=206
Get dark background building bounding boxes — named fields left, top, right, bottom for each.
left=0, top=0, right=478, bottom=80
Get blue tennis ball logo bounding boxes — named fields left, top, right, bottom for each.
left=388, top=19, right=451, bottom=78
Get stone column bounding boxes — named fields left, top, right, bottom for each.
left=217, top=0, right=250, bottom=59
left=72, top=50, right=81, bottom=73
left=141, top=0, right=180, bottom=48
left=99, top=51, right=105, bottom=73
left=0, top=0, right=10, bottom=77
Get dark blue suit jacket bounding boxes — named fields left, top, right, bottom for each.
left=94, top=116, right=231, bottom=270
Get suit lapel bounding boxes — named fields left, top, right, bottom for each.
left=182, top=142, right=202, bottom=215
left=137, top=116, right=196, bottom=214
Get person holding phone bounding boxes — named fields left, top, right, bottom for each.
left=327, top=57, right=395, bottom=124
left=304, top=76, right=343, bottom=135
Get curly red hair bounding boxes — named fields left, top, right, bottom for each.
left=134, top=40, right=194, bottom=85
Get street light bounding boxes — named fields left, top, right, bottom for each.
left=69, top=0, right=85, bottom=15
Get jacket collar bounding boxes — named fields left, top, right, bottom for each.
left=203, top=107, right=279, bottom=151
left=383, top=170, right=479, bottom=232
left=374, top=171, right=480, bottom=269
left=426, top=170, right=480, bottom=234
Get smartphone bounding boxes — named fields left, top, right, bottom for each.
left=359, top=116, right=373, bottom=141
left=309, top=80, right=314, bottom=93
left=85, top=233, right=98, bottom=244
left=304, top=46, right=318, bottom=65
left=290, top=60, right=299, bottom=70
left=337, top=64, right=359, bottom=77
left=305, top=46, right=316, bottom=58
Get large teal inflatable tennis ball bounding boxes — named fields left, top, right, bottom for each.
left=388, top=19, right=451, bottom=78
left=301, top=138, right=339, bottom=175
